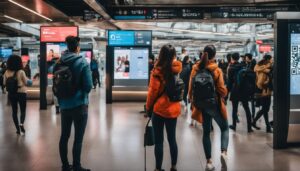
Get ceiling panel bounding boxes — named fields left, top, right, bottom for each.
left=0, top=0, right=69, bottom=23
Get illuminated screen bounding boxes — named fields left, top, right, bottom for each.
left=108, top=30, right=152, bottom=46
left=290, top=25, right=300, bottom=95
left=0, top=48, right=12, bottom=59
left=114, top=47, right=148, bottom=80
left=46, top=43, right=67, bottom=62
left=40, top=26, right=78, bottom=42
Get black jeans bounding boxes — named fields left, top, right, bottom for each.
left=9, top=93, right=27, bottom=131
left=231, top=100, right=252, bottom=131
left=92, top=70, right=100, bottom=88
left=253, top=96, right=271, bottom=130
left=152, top=113, right=178, bottom=170
left=183, top=85, right=188, bottom=106
left=59, top=105, right=88, bottom=169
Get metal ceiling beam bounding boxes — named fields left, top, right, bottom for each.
left=84, top=0, right=121, bottom=29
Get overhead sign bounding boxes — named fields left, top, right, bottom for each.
left=40, top=26, right=78, bottom=43
left=112, top=8, right=203, bottom=20
left=83, top=10, right=102, bottom=21
left=108, top=30, right=152, bottom=46
left=111, top=6, right=292, bottom=20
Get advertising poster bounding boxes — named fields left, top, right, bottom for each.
left=114, top=48, right=148, bottom=80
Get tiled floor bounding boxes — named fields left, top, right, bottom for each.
left=0, top=88, right=299, bottom=171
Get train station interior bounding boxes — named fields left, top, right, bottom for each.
left=1, top=0, right=300, bottom=171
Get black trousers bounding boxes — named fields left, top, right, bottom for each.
left=59, top=105, right=88, bottom=169
left=254, top=96, right=271, bottom=130
left=231, top=100, right=252, bottom=131
left=92, top=70, right=100, bottom=88
left=152, top=113, right=178, bottom=170
left=9, top=93, right=27, bottom=131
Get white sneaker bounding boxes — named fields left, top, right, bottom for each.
left=221, top=153, right=228, bottom=170
left=205, top=163, right=215, bottom=171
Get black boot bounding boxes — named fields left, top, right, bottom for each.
left=62, top=165, right=72, bottom=171
left=56, top=106, right=60, bottom=114
left=20, top=124, right=25, bottom=134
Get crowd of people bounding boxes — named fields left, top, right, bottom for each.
left=146, top=46, right=274, bottom=171
left=0, top=39, right=274, bottom=171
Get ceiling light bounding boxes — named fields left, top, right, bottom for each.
left=4, top=15, right=23, bottom=23
left=8, top=0, right=53, bottom=21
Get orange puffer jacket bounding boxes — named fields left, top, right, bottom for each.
left=146, top=60, right=182, bottom=118
left=188, top=61, right=228, bottom=123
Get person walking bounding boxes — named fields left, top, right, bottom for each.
left=0, top=62, right=7, bottom=93
left=180, top=56, right=192, bottom=114
left=188, top=45, right=229, bottom=171
left=227, top=53, right=254, bottom=133
left=90, top=57, right=100, bottom=89
left=146, top=44, right=182, bottom=171
left=3, top=55, right=32, bottom=135
left=245, top=53, right=257, bottom=119
left=54, top=36, right=93, bottom=171
left=252, top=54, right=273, bottom=133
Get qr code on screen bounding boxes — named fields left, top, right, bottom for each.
left=291, top=45, right=300, bottom=75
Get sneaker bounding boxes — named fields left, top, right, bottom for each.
left=205, top=163, right=215, bottom=171
left=170, top=168, right=177, bottom=171
left=221, top=153, right=228, bottom=170
left=16, top=131, right=21, bottom=135
left=74, top=166, right=91, bottom=171
left=20, top=125, right=25, bottom=134
left=229, top=125, right=236, bottom=131
left=251, top=122, right=261, bottom=130
left=248, top=129, right=254, bottom=133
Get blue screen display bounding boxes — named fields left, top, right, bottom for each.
left=0, top=48, right=12, bottom=58
left=109, top=31, right=135, bottom=46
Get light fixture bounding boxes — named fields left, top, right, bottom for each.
left=8, top=0, right=53, bottom=21
left=4, top=15, right=23, bottom=23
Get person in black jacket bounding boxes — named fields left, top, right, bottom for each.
left=227, top=53, right=253, bottom=133
left=245, top=53, right=257, bottom=119
left=180, top=56, right=192, bottom=114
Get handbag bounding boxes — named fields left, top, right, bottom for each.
left=144, top=118, right=155, bottom=146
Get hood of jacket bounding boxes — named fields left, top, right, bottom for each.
left=61, top=51, right=82, bottom=64
left=192, top=60, right=219, bottom=72
left=152, top=60, right=182, bottom=78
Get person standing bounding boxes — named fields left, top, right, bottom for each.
left=188, top=45, right=229, bottom=171
left=252, top=54, right=273, bottom=133
left=3, top=55, right=32, bottom=135
left=146, top=44, right=182, bottom=171
left=24, top=60, right=31, bottom=79
left=55, top=36, right=93, bottom=171
left=227, top=53, right=253, bottom=133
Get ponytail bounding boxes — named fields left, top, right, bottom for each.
left=199, top=52, right=208, bottom=70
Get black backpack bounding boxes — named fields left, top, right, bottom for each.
left=165, top=74, right=185, bottom=102
left=192, top=69, right=217, bottom=109
left=52, top=59, right=82, bottom=99
left=6, top=71, right=19, bottom=94
left=236, top=68, right=256, bottom=97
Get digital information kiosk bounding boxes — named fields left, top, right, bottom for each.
left=40, top=26, right=78, bottom=109
left=106, top=30, right=152, bottom=103
left=274, top=12, right=300, bottom=148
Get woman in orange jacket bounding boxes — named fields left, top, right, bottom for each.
left=146, top=44, right=182, bottom=171
left=252, top=54, right=273, bottom=133
left=188, top=45, right=229, bottom=171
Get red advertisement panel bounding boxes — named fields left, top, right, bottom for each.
left=40, top=26, right=78, bottom=42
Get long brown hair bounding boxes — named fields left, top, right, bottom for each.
left=156, top=44, right=176, bottom=81
left=199, top=45, right=216, bottom=70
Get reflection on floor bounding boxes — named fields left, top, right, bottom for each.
left=0, top=89, right=299, bottom=171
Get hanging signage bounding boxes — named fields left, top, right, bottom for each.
left=40, top=26, right=78, bottom=43
left=108, top=30, right=152, bottom=46
left=111, top=6, right=292, bottom=20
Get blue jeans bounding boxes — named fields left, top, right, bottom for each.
left=202, top=109, right=229, bottom=159
left=152, top=113, right=178, bottom=170
left=59, top=105, right=88, bottom=169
